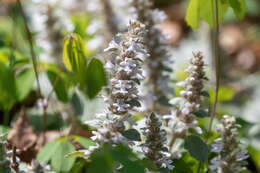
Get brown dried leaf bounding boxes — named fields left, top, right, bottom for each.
left=8, top=108, right=37, bottom=151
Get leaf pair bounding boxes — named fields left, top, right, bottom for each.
left=63, top=33, right=107, bottom=99
left=186, top=0, right=246, bottom=29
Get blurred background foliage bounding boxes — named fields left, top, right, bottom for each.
left=0, top=0, right=260, bottom=172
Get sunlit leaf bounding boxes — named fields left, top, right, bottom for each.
left=209, top=86, right=235, bottom=103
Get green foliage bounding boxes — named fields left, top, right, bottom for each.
left=185, top=0, right=246, bottom=29
left=71, top=92, right=84, bottom=116
left=209, top=86, right=235, bottom=103
left=0, top=62, right=16, bottom=109
left=184, top=135, right=209, bottom=162
left=248, top=146, right=260, bottom=171
left=87, top=144, right=146, bottom=173
left=172, top=153, right=199, bottom=173
left=15, top=68, right=35, bottom=101
left=63, top=33, right=87, bottom=73
left=122, top=129, right=141, bottom=141
left=37, top=138, right=76, bottom=172
left=85, top=58, right=107, bottom=99
left=47, top=70, right=69, bottom=103
left=51, top=141, right=76, bottom=172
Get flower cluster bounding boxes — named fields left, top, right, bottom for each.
left=129, top=0, right=172, bottom=112
left=89, top=20, right=148, bottom=151
left=166, top=52, right=206, bottom=137
left=105, top=20, right=149, bottom=116
left=209, top=115, right=248, bottom=173
left=141, top=113, right=174, bottom=171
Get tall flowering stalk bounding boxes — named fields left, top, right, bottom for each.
left=166, top=52, right=206, bottom=149
left=129, top=0, right=172, bottom=112
left=209, top=115, right=248, bottom=173
left=90, top=20, right=149, bottom=147
left=142, top=113, right=174, bottom=171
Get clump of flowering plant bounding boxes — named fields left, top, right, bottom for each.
left=90, top=19, right=149, bottom=149
left=141, top=113, right=174, bottom=171
left=129, top=0, right=172, bottom=112
left=209, top=115, right=249, bottom=173
left=165, top=52, right=207, bottom=151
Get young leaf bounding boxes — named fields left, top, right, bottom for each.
left=85, top=58, right=107, bottom=99
left=63, top=33, right=87, bottom=73
left=122, top=129, right=141, bottom=141
left=184, top=135, right=209, bottom=162
left=51, top=141, right=76, bottom=172
left=15, top=68, right=35, bottom=101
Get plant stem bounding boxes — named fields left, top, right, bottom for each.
left=197, top=0, right=220, bottom=172
left=16, top=0, right=42, bottom=97
left=208, top=0, right=220, bottom=135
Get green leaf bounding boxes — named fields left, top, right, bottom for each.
left=71, top=93, right=84, bottom=116
left=70, top=159, right=87, bottom=173
left=36, top=140, right=60, bottom=163
left=51, top=141, right=76, bottom=172
left=63, top=33, right=87, bottom=73
left=66, top=151, right=85, bottom=158
left=185, top=0, right=245, bottom=29
left=248, top=146, right=260, bottom=171
left=172, top=153, right=199, bottom=173
left=47, top=70, right=68, bottom=103
left=185, top=0, right=200, bottom=29
left=85, top=58, right=107, bottom=99
left=209, top=86, right=235, bottom=103
left=0, top=62, right=16, bottom=109
left=194, top=109, right=210, bottom=118
left=72, top=136, right=96, bottom=149
left=199, top=0, right=229, bottom=28
left=184, top=135, right=209, bottom=162
left=122, top=129, right=141, bottom=141
left=15, top=68, right=35, bottom=101
left=229, top=0, right=246, bottom=19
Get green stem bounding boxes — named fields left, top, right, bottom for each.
left=197, top=0, right=220, bottom=172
